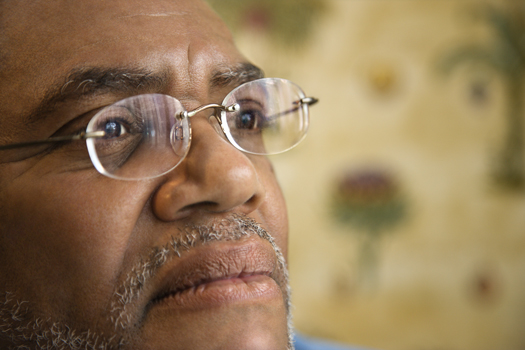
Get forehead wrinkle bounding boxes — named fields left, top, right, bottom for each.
left=24, top=66, right=170, bottom=127
left=116, top=11, right=189, bottom=19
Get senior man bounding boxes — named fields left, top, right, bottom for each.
left=0, top=0, right=358, bottom=349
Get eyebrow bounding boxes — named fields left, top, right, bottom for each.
left=24, top=62, right=264, bottom=127
left=24, top=67, right=168, bottom=127
left=210, top=63, right=264, bottom=88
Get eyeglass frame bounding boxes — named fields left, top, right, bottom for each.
left=0, top=78, right=318, bottom=179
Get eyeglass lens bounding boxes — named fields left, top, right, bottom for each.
left=221, top=78, right=309, bottom=155
left=85, top=78, right=310, bottom=180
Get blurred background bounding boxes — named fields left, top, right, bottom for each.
left=207, top=1, right=525, bottom=349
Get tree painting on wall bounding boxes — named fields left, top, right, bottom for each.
left=440, top=1, right=525, bottom=190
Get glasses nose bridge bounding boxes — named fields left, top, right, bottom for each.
left=183, top=102, right=240, bottom=119
left=185, top=103, right=223, bottom=119
left=180, top=102, right=241, bottom=140
left=179, top=103, right=224, bottom=141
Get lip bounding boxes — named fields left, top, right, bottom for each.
left=147, top=236, right=282, bottom=311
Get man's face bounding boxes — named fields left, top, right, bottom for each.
left=0, top=1, right=291, bottom=349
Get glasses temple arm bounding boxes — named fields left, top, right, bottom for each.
left=182, top=97, right=317, bottom=121
left=0, top=131, right=106, bottom=151
left=266, top=96, right=319, bottom=121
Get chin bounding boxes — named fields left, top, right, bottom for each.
left=136, top=294, right=290, bottom=350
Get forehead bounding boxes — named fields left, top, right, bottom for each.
left=0, top=0, right=244, bottom=134
left=1, top=0, right=233, bottom=59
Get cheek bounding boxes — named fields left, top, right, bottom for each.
left=0, top=172, right=149, bottom=322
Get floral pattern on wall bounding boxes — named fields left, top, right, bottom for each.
left=331, top=169, right=408, bottom=288
left=206, top=0, right=328, bottom=49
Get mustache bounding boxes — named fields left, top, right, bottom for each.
left=108, top=214, right=291, bottom=335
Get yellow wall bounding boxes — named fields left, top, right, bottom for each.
left=210, top=1, right=525, bottom=349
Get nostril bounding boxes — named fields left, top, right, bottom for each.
left=179, top=201, right=219, bottom=213
left=244, top=193, right=264, bottom=211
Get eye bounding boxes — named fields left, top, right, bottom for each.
left=236, top=109, right=261, bottom=130
left=103, top=120, right=128, bottom=138
left=92, top=105, right=141, bottom=139
left=231, top=98, right=268, bottom=132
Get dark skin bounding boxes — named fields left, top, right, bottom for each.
left=0, top=0, right=290, bottom=349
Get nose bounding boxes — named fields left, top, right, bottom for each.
left=152, top=114, right=266, bottom=221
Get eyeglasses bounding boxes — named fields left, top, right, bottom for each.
left=0, top=78, right=317, bottom=180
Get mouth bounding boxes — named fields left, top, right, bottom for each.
left=148, top=236, right=283, bottom=310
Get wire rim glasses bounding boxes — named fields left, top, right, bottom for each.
left=1, top=78, right=316, bottom=180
